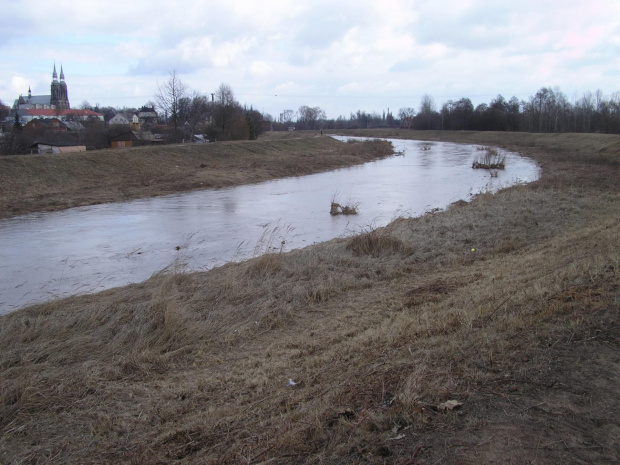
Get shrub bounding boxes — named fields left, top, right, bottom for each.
left=346, top=227, right=407, bottom=257
left=472, top=146, right=506, bottom=169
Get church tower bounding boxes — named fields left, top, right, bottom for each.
left=59, top=64, right=69, bottom=109
left=50, top=63, right=70, bottom=109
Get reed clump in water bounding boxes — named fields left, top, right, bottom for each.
left=329, top=201, right=359, bottom=215
left=472, top=146, right=506, bottom=169
left=330, top=193, right=360, bottom=215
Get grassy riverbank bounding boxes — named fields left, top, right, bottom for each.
left=0, top=135, right=392, bottom=218
left=0, top=131, right=618, bottom=464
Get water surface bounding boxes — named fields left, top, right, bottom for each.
left=0, top=138, right=539, bottom=314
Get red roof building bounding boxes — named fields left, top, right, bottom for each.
left=16, top=108, right=104, bottom=124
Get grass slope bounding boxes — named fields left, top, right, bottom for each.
left=0, top=134, right=393, bottom=218
left=0, top=131, right=618, bottom=464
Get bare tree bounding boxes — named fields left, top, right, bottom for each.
left=280, top=109, right=295, bottom=124
left=0, top=99, right=10, bottom=132
left=297, top=105, right=325, bottom=129
left=579, top=91, right=595, bottom=132
left=245, top=107, right=264, bottom=140
left=398, top=107, right=416, bottom=128
left=155, top=70, right=187, bottom=141
left=212, top=83, right=244, bottom=140
left=419, top=94, right=435, bottom=114
left=214, top=83, right=235, bottom=106
left=417, top=94, right=438, bottom=130
left=179, top=92, right=210, bottom=139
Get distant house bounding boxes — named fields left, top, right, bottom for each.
left=63, top=121, right=85, bottom=132
left=136, top=106, right=158, bottom=126
left=30, top=142, right=86, bottom=154
left=23, top=118, right=67, bottom=133
left=23, top=118, right=85, bottom=134
left=109, top=112, right=141, bottom=130
left=108, top=113, right=130, bottom=125
left=109, top=130, right=159, bottom=148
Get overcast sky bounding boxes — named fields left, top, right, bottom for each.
left=2, top=0, right=619, bottom=119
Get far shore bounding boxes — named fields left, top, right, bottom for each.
left=0, top=132, right=392, bottom=219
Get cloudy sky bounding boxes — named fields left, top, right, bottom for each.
left=2, top=0, right=619, bottom=119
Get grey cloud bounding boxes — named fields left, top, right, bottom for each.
left=602, top=68, right=620, bottom=77
left=412, top=2, right=518, bottom=50
left=291, top=2, right=370, bottom=50
left=0, top=6, right=32, bottom=48
left=566, top=46, right=620, bottom=70
left=389, top=60, right=424, bottom=73
left=128, top=56, right=203, bottom=77
left=293, top=14, right=353, bottom=48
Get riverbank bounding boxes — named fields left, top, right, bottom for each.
left=0, top=135, right=392, bottom=218
left=0, top=131, right=618, bottom=464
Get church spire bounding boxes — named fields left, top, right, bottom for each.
left=60, top=64, right=65, bottom=81
left=53, top=62, right=58, bottom=82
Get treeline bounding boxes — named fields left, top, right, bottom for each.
left=297, top=87, right=620, bottom=134
left=436, top=87, right=620, bottom=133
left=90, top=73, right=267, bottom=143
left=154, top=72, right=265, bottom=143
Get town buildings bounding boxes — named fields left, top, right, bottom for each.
left=10, top=64, right=104, bottom=124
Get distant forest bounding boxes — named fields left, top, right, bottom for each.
left=314, top=87, right=620, bottom=134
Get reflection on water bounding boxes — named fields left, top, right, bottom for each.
left=0, top=138, right=539, bottom=314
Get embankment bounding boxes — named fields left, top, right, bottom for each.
left=0, top=134, right=392, bottom=218
left=0, top=131, right=618, bottom=464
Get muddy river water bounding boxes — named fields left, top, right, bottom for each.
left=0, top=137, right=539, bottom=314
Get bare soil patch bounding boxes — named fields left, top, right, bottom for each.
left=0, top=131, right=618, bottom=464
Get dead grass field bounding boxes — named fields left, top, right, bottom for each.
left=0, top=135, right=393, bottom=218
left=0, top=131, right=618, bottom=464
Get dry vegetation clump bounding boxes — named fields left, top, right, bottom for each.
left=330, top=200, right=359, bottom=215
left=471, top=146, right=506, bottom=169
left=1, top=131, right=619, bottom=464
left=330, top=192, right=361, bottom=215
left=346, top=224, right=408, bottom=257
left=330, top=201, right=358, bottom=215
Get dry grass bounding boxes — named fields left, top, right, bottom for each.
left=0, top=131, right=619, bottom=464
left=0, top=134, right=393, bottom=218
left=346, top=224, right=408, bottom=257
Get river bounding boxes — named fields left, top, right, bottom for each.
left=0, top=137, right=539, bottom=314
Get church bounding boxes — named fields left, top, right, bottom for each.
left=13, top=63, right=70, bottom=110
left=9, top=64, right=104, bottom=125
